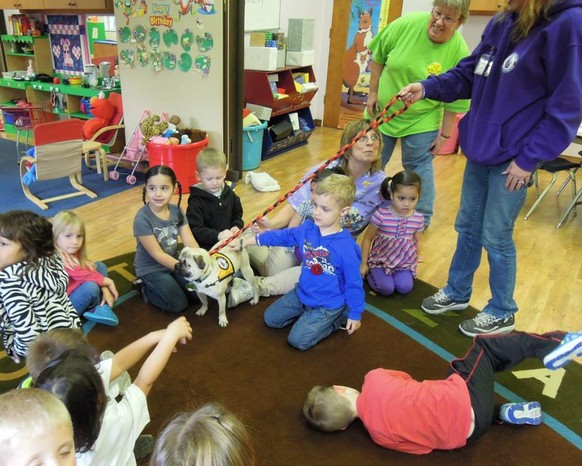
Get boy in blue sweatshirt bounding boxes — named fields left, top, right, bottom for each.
left=235, top=174, right=364, bottom=350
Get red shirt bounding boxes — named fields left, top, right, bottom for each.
left=356, top=369, right=472, bottom=454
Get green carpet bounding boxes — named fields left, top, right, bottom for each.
left=1, top=251, right=581, bottom=456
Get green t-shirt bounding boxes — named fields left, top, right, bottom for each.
left=367, top=12, right=470, bottom=137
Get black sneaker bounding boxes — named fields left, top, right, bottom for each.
left=421, top=289, right=469, bottom=315
left=459, top=312, right=515, bottom=337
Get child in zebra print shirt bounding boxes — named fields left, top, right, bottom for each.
left=0, top=210, right=80, bottom=363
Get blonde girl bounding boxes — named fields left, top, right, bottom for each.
left=52, top=211, right=119, bottom=326
left=133, top=165, right=200, bottom=313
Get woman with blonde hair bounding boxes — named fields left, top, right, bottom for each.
left=150, top=402, right=255, bottom=466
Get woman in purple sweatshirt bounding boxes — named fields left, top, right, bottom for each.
left=399, top=0, right=582, bottom=337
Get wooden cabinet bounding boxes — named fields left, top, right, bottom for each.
left=244, top=65, right=318, bottom=159
left=0, top=0, right=45, bottom=9
left=47, top=0, right=112, bottom=10
left=470, top=0, right=502, bottom=15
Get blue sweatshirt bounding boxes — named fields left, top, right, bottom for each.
left=422, top=0, right=582, bottom=171
left=257, top=221, right=365, bottom=321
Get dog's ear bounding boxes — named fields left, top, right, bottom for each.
left=194, top=254, right=207, bottom=270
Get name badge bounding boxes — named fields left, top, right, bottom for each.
left=475, top=54, right=493, bottom=77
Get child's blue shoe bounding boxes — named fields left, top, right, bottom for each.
left=84, top=305, right=119, bottom=327
left=499, top=401, right=542, bottom=425
left=544, top=332, right=582, bottom=370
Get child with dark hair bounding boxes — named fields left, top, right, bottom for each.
left=134, top=165, right=200, bottom=314
left=360, top=170, right=424, bottom=295
left=35, top=316, right=193, bottom=465
left=0, top=210, right=80, bottom=363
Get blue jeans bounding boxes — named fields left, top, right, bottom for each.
left=382, top=130, right=438, bottom=227
left=264, top=288, right=346, bottom=351
left=69, top=261, right=108, bottom=316
left=443, top=160, right=527, bottom=318
left=140, top=270, right=195, bottom=314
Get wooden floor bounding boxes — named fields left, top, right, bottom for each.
left=77, top=126, right=582, bottom=336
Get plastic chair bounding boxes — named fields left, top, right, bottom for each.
left=83, top=92, right=125, bottom=181
left=523, top=152, right=582, bottom=227
left=20, top=119, right=97, bottom=210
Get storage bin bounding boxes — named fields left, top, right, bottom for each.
left=436, top=113, right=465, bottom=155
left=242, top=121, right=267, bottom=170
left=147, top=136, right=209, bottom=193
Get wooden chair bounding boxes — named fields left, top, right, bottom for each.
left=83, top=92, right=125, bottom=181
left=20, top=119, right=97, bottom=210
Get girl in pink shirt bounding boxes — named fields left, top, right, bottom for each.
left=52, top=211, right=119, bottom=326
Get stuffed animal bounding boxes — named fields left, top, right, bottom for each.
left=83, top=94, right=114, bottom=140
left=140, top=114, right=169, bottom=143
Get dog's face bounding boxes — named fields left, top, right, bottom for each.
left=176, top=247, right=211, bottom=281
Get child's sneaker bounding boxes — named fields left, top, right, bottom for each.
left=84, top=304, right=119, bottom=327
left=459, top=312, right=515, bottom=337
left=421, top=288, right=469, bottom=315
left=499, top=401, right=542, bottom=425
left=543, top=332, right=582, bottom=370
left=227, top=278, right=254, bottom=308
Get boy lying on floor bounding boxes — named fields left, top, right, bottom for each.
left=303, top=331, right=582, bottom=454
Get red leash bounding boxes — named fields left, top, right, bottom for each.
left=209, top=95, right=410, bottom=254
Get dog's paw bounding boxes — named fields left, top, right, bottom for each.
left=219, top=318, right=229, bottom=327
left=195, top=307, right=208, bottom=317
left=250, top=296, right=259, bottom=305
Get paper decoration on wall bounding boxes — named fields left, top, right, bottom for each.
left=116, top=0, right=147, bottom=25
left=181, top=29, right=193, bottom=51
left=162, top=51, right=177, bottom=70
left=47, top=15, right=84, bottom=74
left=175, top=0, right=197, bottom=20
left=137, top=44, right=149, bottom=66
left=193, top=55, right=211, bottom=77
left=196, top=18, right=204, bottom=29
left=163, top=29, right=178, bottom=48
left=149, top=27, right=161, bottom=48
left=150, top=2, right=174, bottom=28
left=178, top=52, right=192, bottom=72
left=196, top=32, right=213, bottom=52
left=150, top=49, right=162, bottom=72
left=120, top=49, right=136, bottom=68
left=119, top=26, right=131, bottom=43
left=133, top=25, right=147, bottom=43
left=198, top=0, right=216, bottom=15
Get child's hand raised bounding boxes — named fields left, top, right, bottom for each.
left=167, top=316, right=193, bottom=349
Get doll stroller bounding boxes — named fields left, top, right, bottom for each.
left=108, top=110, right=150, bottom=185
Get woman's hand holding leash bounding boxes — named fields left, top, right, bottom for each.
left=398, top=83, right=424, bottom=104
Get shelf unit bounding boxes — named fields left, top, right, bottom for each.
left=244, top=65, right=317, bottom=159
left=2, top=35, right=52, bottom=75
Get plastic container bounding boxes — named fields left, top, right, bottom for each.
left=147, top=136, right=209, bottom=193
left=242, top=121, right=267, bottom=170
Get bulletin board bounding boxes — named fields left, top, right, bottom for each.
left=244, top=0, right=281, bottom=31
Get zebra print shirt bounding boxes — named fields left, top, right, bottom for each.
left=0, top=253, right=81, bottom=362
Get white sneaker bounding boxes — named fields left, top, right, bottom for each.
left=227, top=278, right=254, bottom=308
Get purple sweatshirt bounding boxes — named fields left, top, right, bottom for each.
left=422, top=0, right=582, bottom=171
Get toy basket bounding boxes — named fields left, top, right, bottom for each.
left=1, top=100, right=56, bottom=162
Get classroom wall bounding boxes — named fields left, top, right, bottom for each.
left=274, top=0, right=493, bottom=121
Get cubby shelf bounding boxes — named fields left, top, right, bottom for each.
left=244, top=65, right=318, bottom=159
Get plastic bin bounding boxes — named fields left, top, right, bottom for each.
left=147, top=136, right=209, bottom=193
left=242, top=121, right=267, bottom=170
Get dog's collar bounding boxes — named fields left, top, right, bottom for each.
left=194, top=265, right=212, bottom=283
